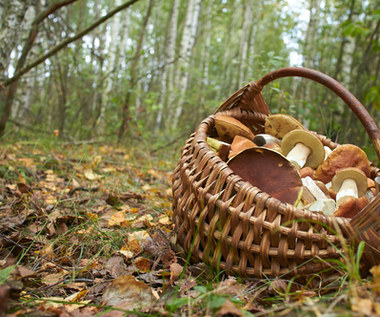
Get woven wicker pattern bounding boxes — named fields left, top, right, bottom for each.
left=172, top=67, right=380, bottom=278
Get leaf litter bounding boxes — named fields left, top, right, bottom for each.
left=0, top=142, right=379, bottom=316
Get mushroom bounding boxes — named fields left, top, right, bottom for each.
left=253, top=134, right=281, bottom=152
left=264, top=114, right=305, bottom=139
left=228, top=147, right=303, bottom=205
left=334, top=196, right=370, bottom=218
left=331, top=167, right=368, bottom=207
left=375, top=176, right=380, bottom=195
left=315, top=144, right=371, bottom=184
left=324, top=146, right=332, bottom=160
left=281, top=130, right=325, bottom=169
left=228, top=135, right=256, bottom=159
left=253, top=134, right=280, bottom=146
left=206, top=137, right=231, bottom=161
left=214, top=115, right=255, bottom=143
left=299, top=166, right=315, bottom=179
left=301, top=176, right=336, bottom=215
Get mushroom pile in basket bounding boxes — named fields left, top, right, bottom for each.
left=207, top=113, right=380, bottom=218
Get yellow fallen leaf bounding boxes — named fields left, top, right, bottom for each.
left=119, top=249, right=134, bottom=260
left=84, top=169, right=100, bottom=181
left=44, top=194, right=57, bottom=205
left=102, top=166, right=116, bottom=173
left=108, top=211, right=130, bottom=227
left=86, top=212, right=98, bottom=220
left=158, top=216, right=172, bottom=226
left=102, top=274, right=155, bottom=309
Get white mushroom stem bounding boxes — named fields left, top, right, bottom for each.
left=286, top=143, right=311, bottom=169
left=336, top=178, right=358, bottom=207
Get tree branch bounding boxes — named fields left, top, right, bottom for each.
left=3, top=0, right=140, bottom=87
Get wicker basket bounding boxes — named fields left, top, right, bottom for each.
left=172, top=67, right=380, bottom=279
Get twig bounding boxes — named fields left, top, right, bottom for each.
left=3, top=0, right=141, bottom=87
left=0, top=233, right=72, bottom=272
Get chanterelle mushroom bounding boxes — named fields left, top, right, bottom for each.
left=214, top=115, right=255, bottom=143
left=281, top=130, right=325, bottom=169
left=315, top=144, right=371, bottom=184
left=331, top=167, right=368, bottom=207
left=228, top=147, right=302, bottom=205
left=264, top=114, right=304, bottom=139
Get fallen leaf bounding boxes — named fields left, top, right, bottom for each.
left=169, top=263, right=183, bottom=285
left=102, top=274, right=156, bottom=310
left=17, top=182, right=31, bottom=194
left=84, top=169, right=100, bottom=181
left=215, top=299, right=243, bottom=317
left=134, top=257, right=151, bottom=272
left=0, top=284, right=10, bottom=315
left=351, top=298, right=374, bottom=317
left=108, top=211, right=131, bottom=227
left=106, top=255, right=128, bottom=278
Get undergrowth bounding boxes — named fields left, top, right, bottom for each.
left=0, top=136, right=378, bottom=316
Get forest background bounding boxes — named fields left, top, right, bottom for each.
left=0, top=0, right=380, bottom=315
left=0, top=0, right=379, bottom=164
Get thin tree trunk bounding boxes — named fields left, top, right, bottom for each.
left=155, top=0, right=180, bottom=133
left=118, top=0, right=154, bottom=142
left=171, top=0, right=201, bottom=130
left=0, top=0, right=78, bottom=137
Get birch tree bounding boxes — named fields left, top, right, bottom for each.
left=154, top=0, right=180, bottom=133
left=171, top=0, right=202, bottom=130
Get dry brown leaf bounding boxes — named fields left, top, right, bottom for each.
left=131, top=214, right=154, bottom=228
left=102, top=274, right=156, bottom=310
left=41, top=272, right=67, bottom=286
left=351, top=298, right=374, bottom=316
left=169, top=262, right=183, bottom=285
left=134, top=257, right=151, bottom=272
left=215, top=299, right=243, bottom=317
left=106, top=255, right=128, bottom=278
left=0, top=285, right=10, bottom=315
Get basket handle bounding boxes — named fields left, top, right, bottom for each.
left=249, top=67, right=380, bottom=160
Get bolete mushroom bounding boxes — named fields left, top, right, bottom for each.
left=264, top=114, right=305, bottom=139
left=301, top=176, right=336, bottom=215
left=206, top=137, right=231, bottom=161
left=331, top=167, right=368, bottom=207
left=253, top=134, right=281, bottom=152
left=214, top=115, right=255, bottom=143
left=228, top=147, right=303, bottom=205
left=281, top=130, right=325, bottom=169
left=315, top=144, right=371, bottom=184
left=334, top=196, right=370, bottom=218
left=228, top=135, right=256, bottom=159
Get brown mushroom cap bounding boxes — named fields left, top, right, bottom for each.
left=334, top=196, right=370, bottom=218
left=228, top=147, right=302, bottom=204
left=315, top=144, right=371, bottom=183
left=228, top=135, right=256, bottom=159
left=264, top=114, right=305, bottom=139
left=214, top=115, right=255, bottom=143
left=331, top=167, right=368, bottom=197
left=281, top=130, right=325, bottom=169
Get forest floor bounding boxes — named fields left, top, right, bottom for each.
left=0, top=138, right=379, bottom=316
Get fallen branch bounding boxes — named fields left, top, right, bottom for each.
left=3, top=0, right=141, bottom=87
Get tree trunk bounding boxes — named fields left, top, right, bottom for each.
left=154, top=0, right=180, bottom=133
left=300, top=0, right=321, bottom=128
left=118, top=0, right=153, bottom=142
left=0, top=0, right=30, bottom=76
left=171, top=0, right=201, bottom=130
